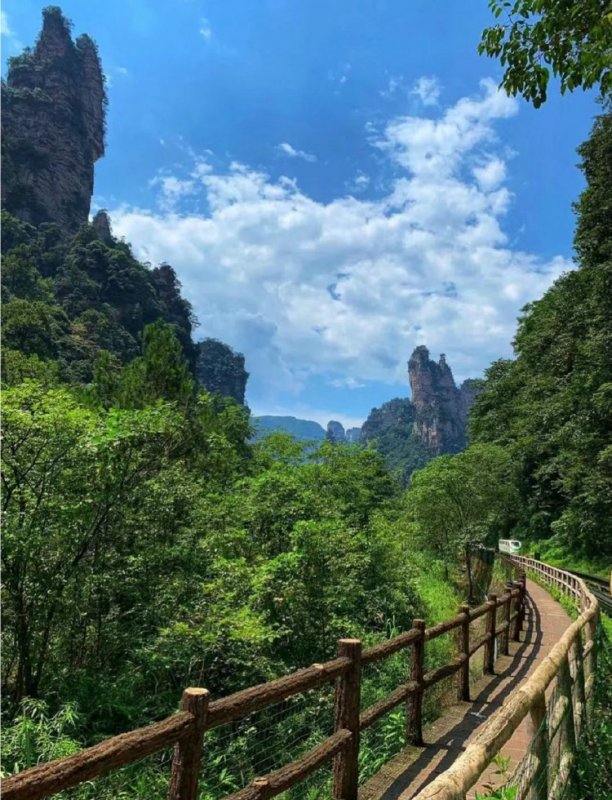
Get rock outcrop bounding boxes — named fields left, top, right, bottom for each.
left=1, top=7, right=106, bottom=235
left=408, top=346, right=476, bottom=455
left=361, top=346, right=482, bottom=481
left=345, top=427, right=361, bottom=443
left=195, top=339, right=249, bottom=404
left=326, top=420, right=346, bottom=443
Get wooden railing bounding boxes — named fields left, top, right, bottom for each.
left=1, top=563, right=529, bottom=800
left=411, top=555, right=600, bottom=800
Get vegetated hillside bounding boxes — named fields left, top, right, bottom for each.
left=1, top=209, right=197, bottom=384
left=361, top=347, right=483, bottom=482
left=469, top=109, right=612, bottom=562
left=1, top=7, right=247, bottom=401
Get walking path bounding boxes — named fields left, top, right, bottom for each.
left=360, top=580, right=571, bottom=800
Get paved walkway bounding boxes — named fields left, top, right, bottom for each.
left=360, top=581, right=571, bottom=800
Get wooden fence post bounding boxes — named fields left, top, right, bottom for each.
left=332, top=638, right=362, bottom=800
left=528, top=692, right=548, bottom=800
left=502, top=582, right=512, bottom=656
left=408, top=620, right=426, bottom=746
left=583, top=612, right=598, bottom=721
left=457, top=604, right=470, bottom=702
left=511, top=580, right=521, bottom=642
left=484, top=594, right=497, bottom=675
left=167, top=688, right=209, bottom=800
left=571, top=632, right=586, bottom=739
left=558, top=654, right=576, bottom=755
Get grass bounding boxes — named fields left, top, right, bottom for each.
left=526, top=541, right=610, bottom=582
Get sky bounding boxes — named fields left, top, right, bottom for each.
left=2, top=1, right=600, bottom=428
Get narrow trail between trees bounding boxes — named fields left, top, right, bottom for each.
left=360, top=581, right=572, bottom=800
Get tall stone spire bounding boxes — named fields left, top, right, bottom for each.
left=1, top=6, right=106, bottom=234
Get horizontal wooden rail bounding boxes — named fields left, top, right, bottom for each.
left=360, top=681, right=418, bottom=731
left=361, top=628, right=420, bottom=665
left=423, top=615, right=462, bottom=641
left=1, top=712, right=194, bottom=800
left=1, top=554, right=530, bottom=800
left=207, top=656, right=351, bottom=727
left=423, top=656, right=464, bottom=688
left=468, top=601, right=492, bottom=621
left=223, top=729, right=352, bottom=800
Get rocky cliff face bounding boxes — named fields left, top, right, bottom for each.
left=326, top=421, right=362, bottom=444
left=1, top=7, right=106, bottom=235
left=345, top=427, right=361, bottom=443
left=195, top=339, right=249, bottom=404
left=408, top=346, right=477, bottom=454
left=361, top=347, right=482, bottom=481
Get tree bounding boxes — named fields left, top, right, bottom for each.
left=470, top=111, right=612, bottom=559
left=118, top=320, right=195, bottom=409
left=406, top=445, right=516, bottom=601
left=479, top=0, right=612, bottom=107
left=1, top=382, right=187, bottom=702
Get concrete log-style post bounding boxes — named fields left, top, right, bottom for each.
left=167, top=688, right=209, bottom=800
left=571, top=632, right=586, bottom=738
left=502, top=582, right=512, bottom=656
left=332, top=638, right=362, bottom=800
left=528, top=692, right=548, bottom=800
left=558, top=654, right=576, bottom=755
left=408, top=620, right=426, bottom=746
left=457, top=604, right=471, bottom=702
left=511, top=580, right=522, bottom=642
left=584, top=611, right=598, bottom=722
left=484, top=594, right=497, bottom=675
left=517, top=575, right=527, bottom=635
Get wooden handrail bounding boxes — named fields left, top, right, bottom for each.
left=410, top=556, right=600, bottom=800
left=207, top=655, right=351, bottom=727
left=1, top=711, right=195, bottom=800
left=3, top=555, right=572, bottom=800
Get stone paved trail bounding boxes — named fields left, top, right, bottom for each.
left=360, top=581, right=571, bottom=800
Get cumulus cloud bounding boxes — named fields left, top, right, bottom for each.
left=411, top=76, right=441, bottom=106
left=110, top=79, right=570, bottom=402
left=277, top=142, right=317, bottom=163
left=149, top=174, right=196, bottom=210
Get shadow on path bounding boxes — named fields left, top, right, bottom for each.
left=377, top=595, right=542, bottom=800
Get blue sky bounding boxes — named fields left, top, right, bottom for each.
left=2, top=1, right=600, bottom=427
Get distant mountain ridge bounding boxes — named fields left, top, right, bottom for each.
left=251, top=416, right=327, bottom=442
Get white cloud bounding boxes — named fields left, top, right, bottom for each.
left=348, top=172, right=371, bottom=193
left=149, top=174, right=196, bottom=210
left=110, top=79, right=570, bottom=402
left=473, top=157, right=507, bottom=191
left=1, top=10, right=22, bottom=51
left=411, top=76, right=441, bottom=107
left=105, top=65, right=130, bottom=88
left=277, top=142, right=317, bottom=163
left=1, top=10, right=13, bottom=36
left=379, top=79, right=516, bottom=179
left=199, top=18, right=212, bottom=40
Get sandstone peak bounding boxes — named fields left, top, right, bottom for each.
left=1, top=7, right=106, bottom=234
